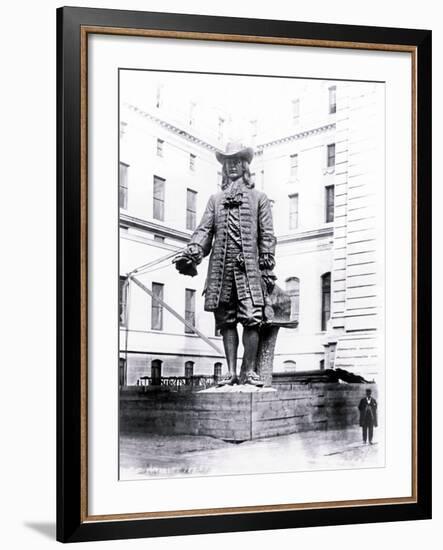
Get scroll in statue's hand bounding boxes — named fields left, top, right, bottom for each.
left=172, top=244, right=203, bottom=277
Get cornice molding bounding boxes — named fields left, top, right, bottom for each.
left=125, top=103, right=218, bottom=154
left=120, top=212, right=191, bottom=243
left=258, top=123, right=335, bottom=150
left=277, top=226, right=334, bottom=244
left=121, top=212, right=333, bottom=245
left=124, top=102, right=336, bottom=156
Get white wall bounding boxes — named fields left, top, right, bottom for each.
left=120, top=104, right=219, bottom=228
left=1, top=1, right=439, bottom=550
left=275, top=238, right=333, bottom=370
left=259, top=129, right=336, bottom=234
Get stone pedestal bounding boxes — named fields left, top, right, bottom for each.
left=120, top=383, right=377, bottom=442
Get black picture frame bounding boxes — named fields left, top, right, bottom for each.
left=57, top=6, right=432, bottom=543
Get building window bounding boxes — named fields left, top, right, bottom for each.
left=283, top=360, right=297, bottom=372
left=151, top=359, right=162, bottom=385
left=260, top=170, right=265, bottom=190
left=185, top=288, right=196, bottom=334
left=289, top=193, right=299, bottom=230
left=290, top=153, right=298, bottom=178
left=186, top=189, right=197, bottom=230
left=250, top=119, right=258, bottom=138
left=325, top=185, right=335, bottom=223
left=119, top=162, right=129, bottom=210
left=153, top=176, right=165, bottom=221
left=151, top=282, right=164, bottom=330
left=119, top=276, right=128, bottom=327
left=119, top=120, right=128, bottom=138
left=292, top=98, right=300, bottom=123
left=119, top=358, right=127, bottom=387
left=285, top=277, right=300, bottom=322
left=218, top=117, right=225, bottom=142
left=321, top=272, right=331, bottom=331
left=329, top=85, right=337, bottom=114
left=327, top=143, right=336, bottom=169
left=156, top=138, right=164, bottom=157
left=185, top=361, right=194, bottom=379
left=154, top=234, right=165, bottom=243
left=189, top=153, right=196, bottom=171
left=156, top=85, right=163, bottom=109
left=319, top=359, right=325, bottom=370
left=214, top=362, right=222, bottom=380
left=189, top=102, right=196, bottom=126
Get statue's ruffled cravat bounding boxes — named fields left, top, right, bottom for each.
left=222, top=180, right=244, bottom=208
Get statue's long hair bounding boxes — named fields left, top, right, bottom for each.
left=221, top=159, right=254, bottom=190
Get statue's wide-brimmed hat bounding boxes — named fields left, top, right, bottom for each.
left=215, top=141, right=254, bottom=165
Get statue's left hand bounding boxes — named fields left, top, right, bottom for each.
left=261, top=269, right=277, bottom=293
left=259, top=253, right=275, bottom=271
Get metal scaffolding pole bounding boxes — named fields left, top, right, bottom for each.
left=129, top=275, right=223, bottom=356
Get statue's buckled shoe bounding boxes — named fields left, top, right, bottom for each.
left=217, top=373, right=239, bottom=386
left=242, top=371, right=264, bottom=387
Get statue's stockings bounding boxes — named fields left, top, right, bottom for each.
left=221, top=326, right=260, bottom=382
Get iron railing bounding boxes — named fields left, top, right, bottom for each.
left=137, top=375, right=217, bottom=391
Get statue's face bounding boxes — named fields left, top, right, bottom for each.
left=225, top=157, right=243, bottom=181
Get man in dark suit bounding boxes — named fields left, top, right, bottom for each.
left=358, top=388, right=378, bottom=444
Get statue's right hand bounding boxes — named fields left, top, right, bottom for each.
left=186, top=243, right=204, bottom=264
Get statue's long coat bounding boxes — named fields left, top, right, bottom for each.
left=189, top=186, right=276, bottom=311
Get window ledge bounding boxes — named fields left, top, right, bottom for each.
left=322, top=167, right=335, bottom=176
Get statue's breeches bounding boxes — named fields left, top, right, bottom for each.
left=214, top=280, right=263, bottom=329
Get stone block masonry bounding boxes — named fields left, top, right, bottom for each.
left=120, top=383, right=377, bottom=442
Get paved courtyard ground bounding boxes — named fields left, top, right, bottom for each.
left=119, top=427, right=384, bottom=480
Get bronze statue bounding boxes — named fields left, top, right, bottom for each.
left=175, top=142, right=296, bottom=387
left=174, top=142, right=275, bottom=386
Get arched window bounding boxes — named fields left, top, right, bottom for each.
left=283, top=360, right=297, bottom=372
left=214, top=362, right=222, bottom=380
left=119, top=358, right=127, bottom=387
left=285, top=277, right=300, bottom=322
left=151, top=359, right=162, bottom=385
left=321, top=272, right=331, bottom=331
left=184, top=361, right=194, bottom=379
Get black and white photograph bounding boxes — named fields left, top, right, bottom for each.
left=118, top=69, right=385, bottom=480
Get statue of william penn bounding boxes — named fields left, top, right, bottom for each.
left=174, top=142, right=277, bottom=386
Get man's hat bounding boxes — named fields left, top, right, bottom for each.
left=216, top=141, right=254, bottom=165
